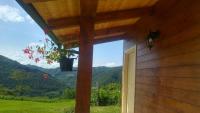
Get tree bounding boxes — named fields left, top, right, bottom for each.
left=10, top=70, right=30, bottom=96
left=15, top=85, right=31, bottom=96
left=0, top=85, right=7, bottom=95
left=10, top=70, right=28, bottom=81
left=91, top=83, right=121, bottom=106
left=62, top=88, right=75, bottom=99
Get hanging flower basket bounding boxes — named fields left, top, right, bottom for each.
left=23, top=33, right=79, bottom=72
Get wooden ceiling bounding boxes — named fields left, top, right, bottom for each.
left=20, top=0, right=158, bottom=47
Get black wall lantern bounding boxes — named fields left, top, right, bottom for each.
left=146, top=30, right=160, bottom=50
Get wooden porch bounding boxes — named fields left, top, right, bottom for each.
left=17, top=0, right=200, bottom=113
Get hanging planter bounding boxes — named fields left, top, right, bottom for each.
left=59, top=57, right=74, bottom=71
left=58, top=48, right=79, bottom=71
left=23, top=30, right=79, bottom=72
left=146, top=30, right=160, bottom=50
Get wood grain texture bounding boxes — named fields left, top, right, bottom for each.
left=58, top=24, right=133, bottom=46
left=47, top=7, right=150, bottom=30
left=61, top=33, right=126, bottom=46
left=23, top=0, right=55, bottom=3
left=97, top=0, right=158, bottom=13
left=123, top=0, right=200, bottom=113
left=33, top=0, right=80, bottom=19
left=75, top=0, right=97, bottom=113
left=59, top=24, right=134, bottom=39
left=26, top=0, right=158, bottom=48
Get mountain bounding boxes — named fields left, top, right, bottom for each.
left=26, top=65, right=78, bottom=87
left=0, top=55, right=64, bottom=96
left=92, top=66, right=122, bottom=86
left=27, top=65, right=122, bottom=87
left=0, top=55, right=122, bottom=97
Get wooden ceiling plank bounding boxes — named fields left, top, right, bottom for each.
left=48, top=16, right=79, bottom=30
left=96, top=7, right=151, bottom=23
left=23, top=0, right=55, bottom=4
left=47, top=7, right=151, bottom=30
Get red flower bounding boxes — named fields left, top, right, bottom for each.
left=28, top=54, right=33, bottom=59
left=23, top=48, right=30, bottom=54
left=35, top=58, right=40, bottom=63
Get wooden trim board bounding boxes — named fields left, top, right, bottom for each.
left=122, top=46, right=136, bottom=113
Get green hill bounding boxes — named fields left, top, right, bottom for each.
left=92, top=66, right=122, bottom=86
left=0, top=55, right=64, bottom=97
left=27, top=65, right=122, bottom=87
left=0, top=55, right=122, bottom=97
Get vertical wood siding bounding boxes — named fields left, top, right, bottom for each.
left=124, top=0, right=200, bottom=112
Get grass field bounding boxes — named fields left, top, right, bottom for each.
left=0, top=99, right=120, bottom=113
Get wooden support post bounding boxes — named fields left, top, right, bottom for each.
left=75, top=18, right=94, bottom=113
left=75, top=1, right=97, bottom=113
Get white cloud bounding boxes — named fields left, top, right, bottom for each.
left=0, top=5, right=25, bottom=22
left=25, top=15, right=34, bottom=24
left=105, top=62, right=117, bottom=67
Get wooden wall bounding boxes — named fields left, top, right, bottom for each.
left=123, top=0, right=200, bottom=113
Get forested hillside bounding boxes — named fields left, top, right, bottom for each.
left=0, top=55, right=122, bottom=98
left=28, top=65, right=122, bottom=87
left=0, top=55, right=64, bottom=97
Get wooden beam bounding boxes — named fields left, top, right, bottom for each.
left=59, top=24, right=134, bottom=41
left=75, top=0, right=98, bottom=113
left=95, top=24, right=134, bottom=36
left=62, top=32, right=126, bottom=46
left=47, top=7, right=151, bottom=30
left=94, top=34, right=125, bottom=44
left=22, top=0, right=55, bottom=4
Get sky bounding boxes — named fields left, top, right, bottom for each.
left=0, top=0, right=123, bottom=68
